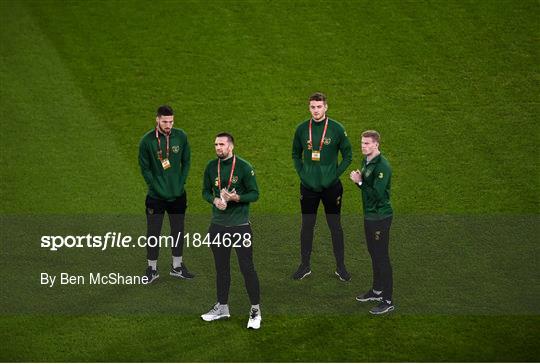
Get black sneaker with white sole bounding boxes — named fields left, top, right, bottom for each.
left=144, top=266, right=159, bottom=284
left=170, top=263, right=195, bottom=279
left=369, top=300, right=395, bottom=315
left=292, top=263, right=311, bottom=280
left=356, top=289, right=383, bottom=302
left=335, top=266, right=351, bottom=281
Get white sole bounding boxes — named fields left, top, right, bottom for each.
left=370, top=306, right=395, bottom=315
left=247, top=319, right=262, bottom=329
left=201, top=314, right=230, bottom=322
left=334, top=271, right=351, bottom=282
left=356, top=296, right=382, bottom=302
left=144, top=274, right=159, bottom=284
left=294, top=270, right=311, bottom=280
left=170, top=272, right=193, bottom=279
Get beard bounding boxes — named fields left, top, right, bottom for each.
left=216, top=151, right=228, bottom=159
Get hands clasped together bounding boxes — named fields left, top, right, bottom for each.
left=349, top=170, right=362, bottom=184
left=213, top=189, right=240, bottom=210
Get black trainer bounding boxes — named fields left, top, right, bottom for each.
left=292, top=263, right=311, bottom=280
left=170, top=263, right=195, bottom=279
left=356, top=289, right=382, bottom=302
left=369, top=299, right=395, bottom=315
left=144, top=266, right=159, bottom=284
left=335, top=266, right=351, bottom=282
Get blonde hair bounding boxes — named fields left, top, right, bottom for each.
left=361, top=130, right=380, bottom=143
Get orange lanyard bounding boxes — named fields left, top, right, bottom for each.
left=155, top=128, right=170, bottom=160
left=217, top=155, right=236, bottom=191
left=308, top=117, right=329, bottom=151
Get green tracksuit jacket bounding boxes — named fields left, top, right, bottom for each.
left=202, top=155, right=259, bottom=226
left=292, top=117, right=352, bottom=192
left=138, top=128, right=191, bottom=201
left=358, top=153, right=393, bottom=220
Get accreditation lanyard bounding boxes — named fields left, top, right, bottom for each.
left=217, top=155, right=237, bottom=192
left=308, top=117, right=329, bottom=152
left=155, top=127, right=170, bottom=161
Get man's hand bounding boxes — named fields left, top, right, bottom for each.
left=221, top=188, right=240, bottom=202
left=213, top=197, right=227, bottom=210
left=350, top=169, right=362, bottom=184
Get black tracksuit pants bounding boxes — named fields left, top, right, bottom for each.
left=364, top=216, right=393, bottom=301
left=300, top=180, right=345, bottom=268
left=145, top=193, right=187, bottom=260
left=209, top=223, right=260, bottom=305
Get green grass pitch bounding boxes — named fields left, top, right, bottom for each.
left=1, top=0, right=539, bottom=362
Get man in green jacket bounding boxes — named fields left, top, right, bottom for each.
left=200, top=132, right=262, bottom=330
left=292, top=92, right=353, bottom=281
left=350, top=130, right=394, bottom=314
left=138, top=105, right=194, bottom=283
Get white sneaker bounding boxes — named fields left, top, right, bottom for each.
left=201, top=303, right=230, bottom=322
left=247, top=307, right=261, bottom=329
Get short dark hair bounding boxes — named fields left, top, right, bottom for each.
left=156, top=105, right=174, bottom=117
left=362, top=130, right=381, bottom=143
left=216, top=132, right=234, bottom=145
left=309, top=92, right=327, bottom=104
